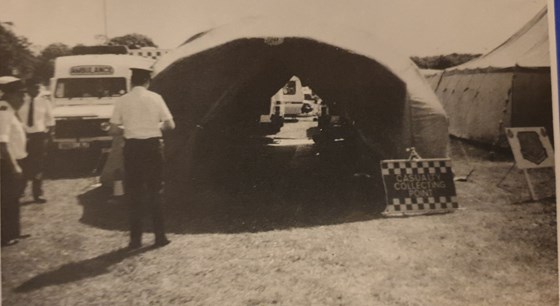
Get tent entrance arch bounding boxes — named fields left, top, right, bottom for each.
left=151, top=35, right=448, bottom=199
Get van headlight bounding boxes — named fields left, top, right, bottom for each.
left=100, top=122, right=111, bottom=132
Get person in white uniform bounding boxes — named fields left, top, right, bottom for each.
left=0, top=76, right=28, bottom=246
left=18, top=82, right=54, bottom=203
left=109, top=67, right=175, bottom=249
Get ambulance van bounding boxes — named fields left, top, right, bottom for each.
left=50, top=53, right=154, bottom=151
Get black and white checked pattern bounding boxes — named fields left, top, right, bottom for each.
left=128, top=49, right=170, bottom=60
left=386, top=196, right=459, bottom=212
left=381, top=159, right=458, bottom=214
left=381, top=160, right=452, bottom=176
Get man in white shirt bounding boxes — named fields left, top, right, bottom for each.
left=0, top=76, right=28, bottom=246
left=109, top=67, right=175, bottom=249
left=18, top=82, right=55, bottom=203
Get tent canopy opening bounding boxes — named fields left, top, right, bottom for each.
left=154, top=38, right=407, bottom=143
left=150, top=19, right=449, bottom=191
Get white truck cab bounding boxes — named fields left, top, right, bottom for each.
left=50, top=54, right=154, bottom=151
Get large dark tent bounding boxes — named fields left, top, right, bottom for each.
left=433, top=7, right=552, bottom=146
left=145, top=17, right=449, bottom=194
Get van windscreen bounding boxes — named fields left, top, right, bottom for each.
left=54, top=77, right=127, bottom=98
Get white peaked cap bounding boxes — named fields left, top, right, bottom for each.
left=0, top=76, right=21, bottom=85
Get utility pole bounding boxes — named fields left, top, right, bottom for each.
left=94, top=0, right=109, bottom=45
left=103, top=0, right=108, bottom=44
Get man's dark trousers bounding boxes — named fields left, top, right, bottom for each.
left=22, top=132, right=48, bottom=199
left=1, top=159, right=21, bottom=244
left=123, top=138, right=166, bottom=244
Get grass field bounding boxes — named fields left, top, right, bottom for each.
left=2, top=135, right=557, bottom=305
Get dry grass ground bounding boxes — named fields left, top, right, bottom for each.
left=1, top=130, right=557, bottom=305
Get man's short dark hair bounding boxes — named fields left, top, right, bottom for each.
left=131, top=69, right=151, bottom=86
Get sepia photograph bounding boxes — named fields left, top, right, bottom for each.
left=0, top=0, right=558, bottom=305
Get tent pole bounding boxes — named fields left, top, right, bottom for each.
left=523, top=169, right=538, bottom=201
left=434, top=70, right=445, bottom=92
left=506, top=72, right=515, bottom=142
left=405, top=93, right=416, bottom=153
left=496, top=162, right=516, bottom=187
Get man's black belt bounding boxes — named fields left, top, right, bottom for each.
left=124, top=137, right=162, bottom=145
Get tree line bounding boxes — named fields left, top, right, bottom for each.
left=0, top=23, right=157, bottom=85
left=2, top=22, right=483, bottom=84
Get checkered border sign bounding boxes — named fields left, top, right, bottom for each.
left=381, top=159, right=459, bottom=215
left=386, top=196, right=459, bottom=212
left=381, top=160, right=452, bottom=176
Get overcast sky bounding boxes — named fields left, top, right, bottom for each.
left=0, top=0, right=549, bottom=56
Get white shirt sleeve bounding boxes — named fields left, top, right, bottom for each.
left=17, top=100, right=28, bottom=126
left=158, top=96, right=173, bottom=122
left=0, top=103, right=12, bottom=143
left=44, top=99, right=55, bottom=127
left=110, top=99, right=123, bottom=125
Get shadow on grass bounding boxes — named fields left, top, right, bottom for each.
left=78, top=137, right=389, bottom=234
left=78, top=187, right=129, bottom=231
left=77, top=173, right=386, bottom=235
left=15, top=246, right=154, bottom=293
left=448, top=137, right=514, bottom=162
left=78, top=144, right=387, bottom=234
